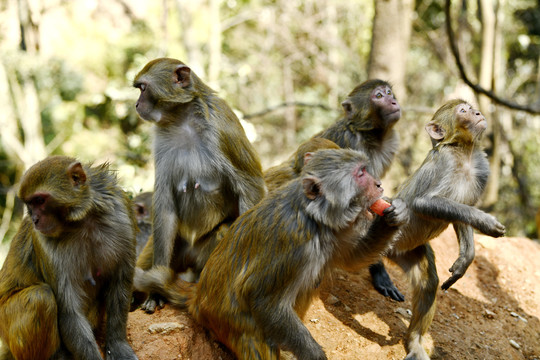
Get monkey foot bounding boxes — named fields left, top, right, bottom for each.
left=369, top=263, right=405, bottom=302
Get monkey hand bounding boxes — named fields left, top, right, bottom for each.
left=441, top=256, right=472, bottom=290
left=140, top=293, right=167, bottom=314
left=382, top=198, right=409, bottom=227
left=476, top=213, right=506, bottom=238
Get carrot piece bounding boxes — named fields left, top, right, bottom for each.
left=370, top=199, right=391, bottom=216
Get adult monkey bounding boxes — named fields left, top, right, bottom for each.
left=135, top=148, right=409, bottom=360
left=313, top=79, right=404, bottom=300
left=379, top=100, right=505, bottom=359
left=133, top=58, right=266, bottom=313
left=0, top=156, right=138, bottom=360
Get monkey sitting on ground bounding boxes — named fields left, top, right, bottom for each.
left=266, top=79, right=404, bottom=300
left=0, top=155, right=138, bottom=360
left=133, top=58, right=266, bottom=313
left=371, top=100, right=505, bottom=360
left=135, top=148, right=408, bottom=360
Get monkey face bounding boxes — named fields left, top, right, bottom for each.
left=134, top=82, right=164, bottom=123
left=455, top=103, right=487, bottom=136
left=371, top=85, right=401, bottom=126
left=352, top=165, right=383, bottom=207
left=24, top=193, right=63, bottom=237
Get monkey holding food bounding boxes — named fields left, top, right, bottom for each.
left=0, top=156, right=138, bottom=360
left=375, top=100, right=505, bottom=360
left=135, top=148, right=408, bottom=360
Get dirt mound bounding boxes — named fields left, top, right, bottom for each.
left=127, top=228, right=540, bottom=359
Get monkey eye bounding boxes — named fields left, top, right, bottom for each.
left=375, top=93, right=383, bottom=99
left=386, top=89, right=392, bottom=95
left=29, top=196, right=45, bottom=207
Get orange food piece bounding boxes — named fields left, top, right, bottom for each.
left=370, top=199, right=391, bottom=216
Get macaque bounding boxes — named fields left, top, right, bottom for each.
left=132, top=191, right=152, bottom=257
left=135, top=148, right=408, bottom=360
left=0, top=156, right=138, bottom=360
left=373, top=100, right=505, bottom=359
left=133, top=58, right=266, bottom=312
left=315, top=79, right=401, bottom=179
left=264, top=138, right=339, bottom=192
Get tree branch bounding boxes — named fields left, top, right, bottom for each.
left=243, top=101, right=336, bottom=120
left=445, top=0, right=540, bottom=114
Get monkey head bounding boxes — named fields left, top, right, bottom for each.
left=300, top=149, right=383, bottom=229
left=133, top=58, right=197, bottom=124
left=341, top=79, right=401, bottom=130
left=425, top=99, right=487, bottom=147
left=18, top=156, right=93, bottom=237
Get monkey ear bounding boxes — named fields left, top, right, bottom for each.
left=341, top=99, right=354, bottom=119
left=302, top=177, right=322, bottom=200
left=303, top=152, right=314, bottom=165
left=175, top=65, right=191, bottom=88
left=425, top=121, right=445, bottom=141
left=68, top=162, right=87, bottom=187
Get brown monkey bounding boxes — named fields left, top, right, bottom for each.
left=132, top=191, right=152, bottom=257
left=264, top=137, right=339, bottom=192
left=0, top=155, right=138, bottom=360
left=133, top=58, right=266, bottom=312
left=135, top=148, right=409, bottom=360
left=314, top=79, right=401, bottom=179
left=374, top=100, right=505, bottom=360
left=272, top=80, right=403, bottom=300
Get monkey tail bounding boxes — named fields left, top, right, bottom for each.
left=133, top=266, right=195, bottom=308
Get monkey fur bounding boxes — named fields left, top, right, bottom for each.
left=135, top=148, right=408, bottom=360
left=374, top=99, right=505, bottom=360
left=0, top=155, right=138, bottom=360
left=133, top=58, right=266, bottom=312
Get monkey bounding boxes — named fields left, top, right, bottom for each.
left=133, top=58, right=266, bottom=313
left=314, top=79, right=401, bottom=179
left=134, top=148, right=409, bottom=360
left=264, top=137, right=340, bottom=192
left=132, top=191, right=152, bottom=257
left=371, top=100, right=505, bottom=360
left=272, top=79, right=404, bottom=300
left=0, top=155, right=138, bottom=360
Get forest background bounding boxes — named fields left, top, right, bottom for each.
left=0, top=0, right=539, bottom=245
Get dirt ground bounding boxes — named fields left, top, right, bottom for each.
left=127, top=228, right=540, bottom=360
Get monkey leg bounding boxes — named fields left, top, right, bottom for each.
left=227, top=331, right=280, bottom=360
left=369, top=260, right=405, bottom=302
left=391, top=244, right=438, bottom=360
left=0, top=284, right=61, bottom=360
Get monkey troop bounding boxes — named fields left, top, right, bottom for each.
left=0, top=156, right=138, bottom=360
left=135, top=148, right=409, bottom=360
left=373, top=99, right=505, bottom=360
left=133, top=58, right=266, bottom=313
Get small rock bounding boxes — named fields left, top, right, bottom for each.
left=326, top=294, right=340, bottom=305
left=510, top=311, right=528, bottom=323
left=452, top=313, right=460, bottom=320
left=343, top=305, right=352, bottom=312
left=148, top=322, right=185, bottom=334
left=395, top=307, right=412, bottom=318
left=484, top=309, right=496, bottom=319
left=509, top=339, right=520, bottom=349
left=309, top=318, right=319, bottom=324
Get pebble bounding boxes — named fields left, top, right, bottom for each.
left=395, top=307, right=412, bottom=318
left=326, top=294, right=340, bottom=305
left=509, top=339, right=521, bottom=349
left=148, top=322, right=185, bottom=334
left=510, top=311, right=528, bottom=323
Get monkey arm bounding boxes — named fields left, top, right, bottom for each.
left=151, top=203, right=178, bottom=267
left=56, top=287, right=102, bottom=359
left=440, top=223, right=475, bottom=290
left=411, top=196, right=505, bottom=238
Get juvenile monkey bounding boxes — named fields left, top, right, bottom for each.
left=0, top=156, right=138, bottom=360
left=135, top=148, right=408, bottom=360
left=376, top=100, right=505, bottom=360
left=132, top=191, right=152, bottom=257
left=133, top=58, right=266, bottom=312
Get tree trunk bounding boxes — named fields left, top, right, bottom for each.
left=368, top=0, right=414, bottom=102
